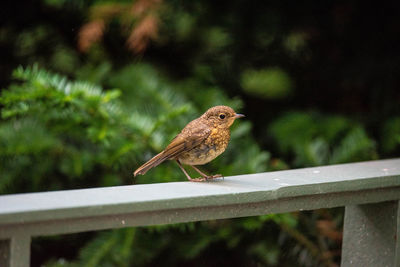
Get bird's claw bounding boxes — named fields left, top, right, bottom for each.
left=189, top=177, right=207, bottom=182
left=188, top=174, right=224, bottom=182
left=208, top=174, right=222, bottom=179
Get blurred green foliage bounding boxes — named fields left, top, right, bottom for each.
left=241, top=68, right=292, bottom=99
left=1, top=0, right=400, bottom=266
left=1, top=65, right=132, bottom=192
left=270, top=112, right=377, bottom=167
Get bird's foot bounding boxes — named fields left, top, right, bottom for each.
left=207, top=174, right=222, bottom=179
left=188, top=174, right=223, bottom=182
left=188, top=177, right=207, bottom=182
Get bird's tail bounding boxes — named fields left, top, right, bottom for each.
left=133, top=150, right=168, bottom=177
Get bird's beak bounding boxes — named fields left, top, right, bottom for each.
left=235, top=113, right=245, bottom=119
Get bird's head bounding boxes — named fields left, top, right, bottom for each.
left=201, top=105, right=245, bottom=129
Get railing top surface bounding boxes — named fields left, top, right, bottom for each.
left=1, top=159, right=399, bottom=225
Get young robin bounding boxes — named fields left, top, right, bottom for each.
left=133, top=105, right=245, bottom=182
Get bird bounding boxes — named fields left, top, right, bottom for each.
left=134, top=105, right=245, bottom=182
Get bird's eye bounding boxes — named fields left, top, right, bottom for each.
left=219, top=114, right=226, bottom=119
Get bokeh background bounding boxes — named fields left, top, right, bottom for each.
left=1, top=0, right=400, bottom=266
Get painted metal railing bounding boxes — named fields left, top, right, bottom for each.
left=1, top=159, right=399, bottom=267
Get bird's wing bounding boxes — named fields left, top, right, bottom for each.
left=162, top=121, right=211, bottom=159
left=134, top=121, right=210, bottom=176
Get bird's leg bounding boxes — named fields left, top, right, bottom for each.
left=175, top=160, right=206, bottom=182
left=190, top=165, right=222, bottom=180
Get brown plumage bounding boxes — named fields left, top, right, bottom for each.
left=133, top=105, right=244, bottom=182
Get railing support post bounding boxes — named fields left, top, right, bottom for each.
left=341, top=200, right=399, bottom=267
left=0, top=234, right=31, bottom=267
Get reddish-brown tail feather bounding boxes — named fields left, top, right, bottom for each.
left=134, top=151, right=169, bottom=177
left=134, top=134, right=191, bottom=177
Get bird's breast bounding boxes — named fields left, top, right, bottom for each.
left=178, top=128, right=230, bottom=165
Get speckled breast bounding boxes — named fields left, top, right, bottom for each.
left=178, top=128, right=230, bottom=165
